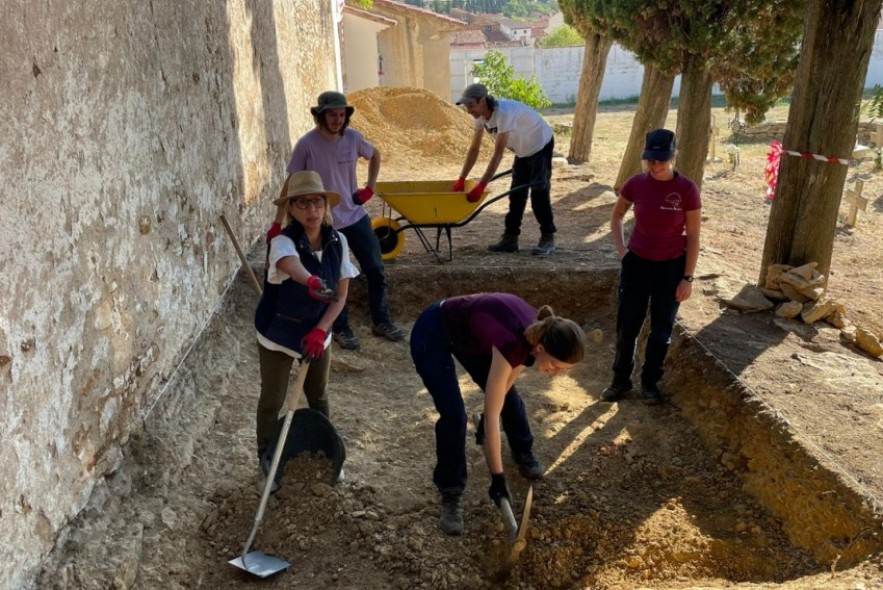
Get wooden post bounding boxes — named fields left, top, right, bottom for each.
left=874, top=123, right=883, bottom=148
left=707, top=116, right=719, bottom=162
left=843, top=180, right=867, bottom=227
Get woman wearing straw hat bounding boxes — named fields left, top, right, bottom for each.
left=269, top=90, right=405, bottom=351
left=254, top=170, right=359, bottom=487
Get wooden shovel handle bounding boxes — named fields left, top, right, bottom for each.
left=220, top=214, right=263, bottom=297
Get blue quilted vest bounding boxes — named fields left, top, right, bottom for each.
left=255, top=223, right=343, bottom=354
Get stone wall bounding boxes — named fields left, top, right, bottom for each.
left=0, top=1, right=337, bottom=588
left=451, top=28, right=883, bottom=105
left=731, top=120, right=882, bottom=146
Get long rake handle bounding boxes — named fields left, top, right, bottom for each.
left=240, top=359, right=310, bottom=564
left=220, top=214, right=264, bottom=298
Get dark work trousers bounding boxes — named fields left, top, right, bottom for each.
left=333, top=213, right=391, bottom=331
left=256, top=344, right=331, bottom=455
left=612, top=252, right=686, bottom=389
left=409, top=301, right=534, bottom=494
left=505, top=138, right=556, bottom=237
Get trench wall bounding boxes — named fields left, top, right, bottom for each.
left=0, top=2, right=337, bottom=588
left=666, top=332, right=883, bottom=567
left=371, top=264, right=883, bottom=566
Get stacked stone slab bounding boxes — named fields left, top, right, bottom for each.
left=762, top=262, right=883, bottom=357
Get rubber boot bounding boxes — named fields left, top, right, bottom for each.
left=488, top=233, right=519, bottom=253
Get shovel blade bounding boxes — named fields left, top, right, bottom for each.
left=229, top=551, right=290, bottom=578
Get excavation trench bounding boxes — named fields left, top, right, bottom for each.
left=41, top=265, right=883, bottom=590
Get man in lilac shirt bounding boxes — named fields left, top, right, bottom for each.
left=273, top=91, right=405, bottom=350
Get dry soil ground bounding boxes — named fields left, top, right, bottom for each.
left=39, top=88, right=883, bottom=590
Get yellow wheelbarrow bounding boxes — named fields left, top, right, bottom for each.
left=371, top=171, right=531, bottom=263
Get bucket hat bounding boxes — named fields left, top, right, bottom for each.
left=456, top=83, right=488, bottom=106
left=642, top=129, right=676, bottom=161
left=273, top=170, right=341, bottom=207
left=310, top=91, right=355, bottom=117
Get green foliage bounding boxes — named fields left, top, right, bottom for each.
left=561, top=0, right=805, bottom=123
left=866, top=84, right=883, bottom=119
left=471, top=50, right=552, bottom=109
left=538, top=24, right=584, bottom=47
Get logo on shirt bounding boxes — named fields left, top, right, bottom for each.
left=484, top=124, right=498, bottom=135
left=661, top=192, right=682, bottom=211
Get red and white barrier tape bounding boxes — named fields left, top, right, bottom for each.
left=782, top=149, right=850, bottom=166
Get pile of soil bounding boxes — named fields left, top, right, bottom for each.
left=348, top=87, right=494, bottom=166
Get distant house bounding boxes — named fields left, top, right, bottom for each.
left=499, top=18, right=533, bottom=44
left=342, top=0, right=467, bottom=97
left=450, top=29, right=488, bottom=50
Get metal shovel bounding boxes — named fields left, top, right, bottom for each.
left=472, top=414, right=534, bottom=568
left=229, top=358, right=310, bottom=578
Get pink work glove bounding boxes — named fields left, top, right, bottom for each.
left=306, top=275, right=338, bottom=303
left=451, top=177, right=466, bottom=192
left=300, top=328, right=327, bottom=361
left=352, top=187, right=374, bottom=205
left=467, top=182, right=487, bottom=203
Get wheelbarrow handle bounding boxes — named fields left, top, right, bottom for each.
left=461, top=180, right=546, bottom=227
left=490, top=168, right=513, bottom=183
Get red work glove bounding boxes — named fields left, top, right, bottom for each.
left=300, top=328, right=327, bottom=361
left=266, top=222, right=282, bottom=242
left=467, top=182, right=487, bottom=203
left=352, top=187, right=374, bottom=205
left=306, top=275, right=338, bottom=303
left=451, top=176, right=466, bottom=192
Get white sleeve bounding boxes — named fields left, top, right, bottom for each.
left=337, top=232, right=360, bottom=280
left=267, top=235, right=299, bottom=284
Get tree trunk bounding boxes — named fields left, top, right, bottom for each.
left=674, top=53, right=714, bottom=190
left=614, top=64, right=676, bottom=194
left=568, top=33, right=613, bottom=164
left=759, top=0, right=882, bottom=284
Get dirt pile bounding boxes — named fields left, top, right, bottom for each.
left=348, top=87, right=493, bottom=167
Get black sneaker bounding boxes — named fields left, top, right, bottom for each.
left=333, top=327, right=360, bottom=350
left=371, top=321, right=406, bottom=342
left=642, top=385, right=663, bottom=406
left=531, top=233, right=555, bottom=257
left=438, top=489, right=464, bottom=536
left=488, top=233, right=519, bottom=253
left=513, top=450, right=544, bottom=480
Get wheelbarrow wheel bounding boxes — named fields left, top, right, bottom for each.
left=371, top=216, right=405, bottom=261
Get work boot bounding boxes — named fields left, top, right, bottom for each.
left=333, top=327, right=360, bottom=351
left=531, top=233, right=556, bottom=257
left=601, top=381, right=632, bottom=402
left=513, top=450, right=544, bottom=480
left=488, top=233, right=519, bottom=253
left=438, top=489, right=465, bottom=536
left=371, top=320, right=406, bottom=342
left=257, top=453, right=281, bottom=494
left=642, top=384, right=663, bottom=406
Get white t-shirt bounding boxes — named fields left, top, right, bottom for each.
left=256, top=231, right=360, bottom=357
left=473, top=99, right=553, bottom=158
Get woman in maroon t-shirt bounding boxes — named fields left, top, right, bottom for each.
left=602, top=129, right=702, bottom=405
left=409, top=292, right=586, bottom=536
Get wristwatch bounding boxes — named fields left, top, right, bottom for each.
left=683, top=275, right=694, bottom=282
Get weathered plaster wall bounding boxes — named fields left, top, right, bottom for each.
left=373, top=6, right=459, bottom=99
left=0, top=1, right=337, bottom=588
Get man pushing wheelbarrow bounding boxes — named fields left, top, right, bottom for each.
left=453, top=83, right=557, bottom=257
